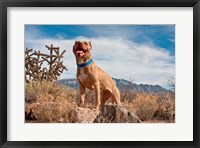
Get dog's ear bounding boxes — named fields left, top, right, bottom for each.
left=89, top=41, right=92, bottom=48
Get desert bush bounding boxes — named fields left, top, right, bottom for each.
left=155, top=92, right=175, bottom=122
left=25, top=81, right=77, bottom=122
left=121, top=89, right=137, bottom=103
left=120, top=77, right=137, bottom=102
left=124, top=92, right=175, bottom=122
left=131, top=93, right=158, bottom=121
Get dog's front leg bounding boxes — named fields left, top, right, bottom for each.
left=79, top=83, right=85, bottom=107
left=94, top=81, right=101, bottom=111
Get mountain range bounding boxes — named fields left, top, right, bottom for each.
left=57, top=78, right=169, bottom=93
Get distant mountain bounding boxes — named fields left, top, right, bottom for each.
left=57, top=78, right=169, bottom=93
left=112, top=78, right=168, bottom=93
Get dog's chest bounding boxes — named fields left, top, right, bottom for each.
left=78, top=69, right=88, bottom=82
left=78, top=69, right=94, bottom=89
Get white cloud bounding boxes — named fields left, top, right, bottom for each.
left=25, top=36, right=175, bottom=87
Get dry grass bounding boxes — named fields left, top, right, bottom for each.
left=124, top=92, right=175, bottom=123
left=124, top=93, right=157, bottom=121
left=25, top=81, right=77, bottom=122
left=155, top=93, right=175, bottom=122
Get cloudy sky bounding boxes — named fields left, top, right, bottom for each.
left=25, top=25, right=175, bottom=88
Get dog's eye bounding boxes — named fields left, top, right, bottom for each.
left=84, top=42, right=88, bottom=45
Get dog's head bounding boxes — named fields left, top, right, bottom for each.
left=73, top=41, right=92, bottom=58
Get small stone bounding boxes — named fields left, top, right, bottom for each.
left=68, top=107, right=96, bottom=123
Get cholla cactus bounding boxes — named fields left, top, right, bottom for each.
left=25, top=44, right=67, bottom=82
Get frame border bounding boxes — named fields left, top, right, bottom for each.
left=0, top=0, right=199, bottom=148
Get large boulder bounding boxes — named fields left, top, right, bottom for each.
left=68, top=107, right=96, bottom=123
left=68, top=105, right=142, bottom=123
left=94, top=105, right=142, bottom=123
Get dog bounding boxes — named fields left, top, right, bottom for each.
left=73, top=41, right=121, bottom=111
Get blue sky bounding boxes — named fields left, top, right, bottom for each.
left=25, top=25, right=175, bottom=88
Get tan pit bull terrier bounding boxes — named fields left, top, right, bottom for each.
left=73, top=41, right=121, bottom=111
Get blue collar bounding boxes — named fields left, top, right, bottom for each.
left=77, top=59, right=93, bottom=68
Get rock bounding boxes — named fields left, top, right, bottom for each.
left=68, top=107, right=96, bottom=123
left=94, top=105, right=142, bottom=123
